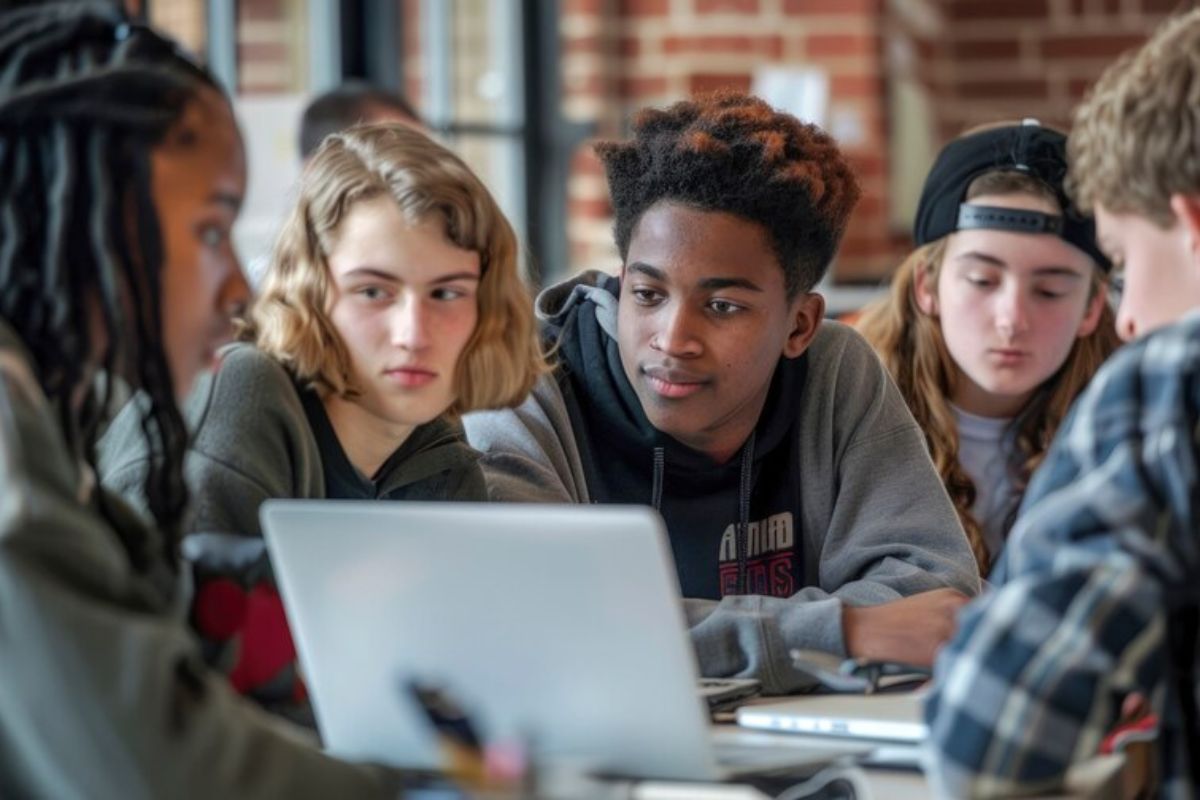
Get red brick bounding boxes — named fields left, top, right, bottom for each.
left=238, top=0, right=285, bottom=21
left=563, top=35, right=605, bottom=55
left=806, top=33, right=877, bottom=58
left=949, top=38, right=1021, bottom=60
left=237, top=42, right=289, bottom=64
left=1138, top=0, right=1186, bottom=14
left=569, top=197, right=613, bottom=219
left=571, top=147, right=605, bottom=176
left=956, top=77, right=1048, bottom=98
left=948, top=0, right=1049, bottom=21
left=784, top=0, right=879, bottom=13
left=1040, top=33, right=1146, bottom=59
left=1067, top=76, right=1101, bottom=98
left=847, top=153, right=886, bottom=178
left=619, top=75, right=670, bottom=97
left=619, top=0, right=669, bottom=15
left=688, top=72, right=754, bottom=94
left=663, top=35, right=784, bottom=58
left=696, top=0, right=760, bottom=10
left=830, top=73, right=884, bottom=98
left=1067, top=0, right=1123, bottom=14
left=564, top=0, right=605, bottom=13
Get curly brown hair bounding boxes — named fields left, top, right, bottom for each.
left=1068, top=9, right=1200, bottom=226
left=594, top=91, right=860, bottom=297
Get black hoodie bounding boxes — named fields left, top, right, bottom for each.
left=549, top=273, right=808, bottom=601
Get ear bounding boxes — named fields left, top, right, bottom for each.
left=1076, top=283, right=1106, bottom=339
left=1170, top=193, right=1200, bottom=260
left=782, top=292, right=825, bottom=359
left=912, top=260, right=938, bottom=316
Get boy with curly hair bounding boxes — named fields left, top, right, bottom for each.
left=927, top=9, right=1200, bottom=797
left=465, top=92, right=980, bottom=693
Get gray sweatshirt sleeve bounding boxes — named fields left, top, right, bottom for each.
left=463, top=373, right=591, bottom=504
left=0, top=362, right=403, bottom=799
left=685, top=325, right=980, bottom=693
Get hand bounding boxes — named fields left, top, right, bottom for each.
left=842, top=588, right=970, bottom=667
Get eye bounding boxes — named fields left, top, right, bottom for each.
left=356, top=285, right=389, bottom=302
left=432, top=286, right=470, bottom=301
left=707, top=299, right=744, bottom=316
left=199, top=225, right=227, bottom=248
left=630, top=287, right=662, bottom=305
left=965, top=275, right=997, bottom=289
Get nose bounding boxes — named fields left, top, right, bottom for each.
left=390, top=293, right=431, bottom=351
left=1115, top=297, right=1139, bottom=342
left=994, top=285, right=1031, bottom=339
left=650, top=302, right=701, bottom=358
left=219, top=257, right=251, bottom=322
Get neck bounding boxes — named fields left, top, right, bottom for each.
left=951, top=381, right=1030, bottom=419
left=321, top=393, right=415, bottom=479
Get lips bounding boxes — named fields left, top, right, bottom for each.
left=988, top=348, right=1030, bottom=365
left=383, top=366, right=437, bottom=388
left=642, top=365, right=708, bottom=399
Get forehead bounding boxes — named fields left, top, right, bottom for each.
left=152, top=88, right=245, bottom=191
left=627, top=202, right=783, bottom=286
left=326, top=195, right=479, bottom=274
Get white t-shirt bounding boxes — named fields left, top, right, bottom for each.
left=952, top=404, right=1021, bottom=563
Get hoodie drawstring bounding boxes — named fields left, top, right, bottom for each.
left=651, top=446, right=665, bottom=511
left=736, top=431, right=756, bottom=595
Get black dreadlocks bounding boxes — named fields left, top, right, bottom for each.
left=0, top=1, right=217, bottom=571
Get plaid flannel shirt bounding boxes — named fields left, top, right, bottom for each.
left=925, top=310, right=1200, bottom=799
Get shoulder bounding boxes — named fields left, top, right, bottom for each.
left=798, top=320, right=893, bottom=402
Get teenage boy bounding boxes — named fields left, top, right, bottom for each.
left=464, top=92, right=980, bottom=694
left=927, top=10, right=1200, bottom=797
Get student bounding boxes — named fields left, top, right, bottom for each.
left=0, top=4, right=409, bottom=796
left=464, top=91, right=981, bottom=694
left=856, top=122, right=1120, bottom=574
left=300, top=80, right=422, bottom=161
left=926, top=9, right=1200, bottom=797
left=100, top=123, right=545, bottom=724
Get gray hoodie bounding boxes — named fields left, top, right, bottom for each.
left=0, top=321, right=402, bottom=799
left=464, top=271, right=980, bottom=694
left=98, top=342, right=486, bottom=724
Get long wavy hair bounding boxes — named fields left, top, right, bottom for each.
left=857, top=171, right=1121, bottom=573
left=243, top=123, right=545, bottom=415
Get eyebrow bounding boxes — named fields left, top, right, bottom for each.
left=626, top=261, right=764, bottom=292
left=955, top=251, right=1085, bottom=278
left=210, top=191, right=242, bottom=213
left=338, top=267, right=481, bottom=284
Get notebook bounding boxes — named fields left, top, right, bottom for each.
left=260, top=500, right=869, bottom=781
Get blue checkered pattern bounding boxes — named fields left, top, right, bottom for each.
left=925, top=310, right=1200, bottom=799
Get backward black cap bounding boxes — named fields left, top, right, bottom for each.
left=913, top=122, right=1110, bottom=271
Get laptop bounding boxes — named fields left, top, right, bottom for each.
left=260, top=500, right=869, bottom=781
left=736, top=692, right=927, bottom=744
left=736, top=692, right=928, bottom=769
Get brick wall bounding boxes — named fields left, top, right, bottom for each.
left=563, top=0, right=1196, bottom=282
left=930, top=0, right=1193, bottom=138
left=147, top=0, right=1197, bottom=283
left=563, top=0, right=895, bottom=281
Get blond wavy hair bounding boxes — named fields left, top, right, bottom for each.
left=242, top=123, right=545, bottom=413
left=1068, top=9, right=1200, bottom=225
left=856, top=171, right=1121, bottom=573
